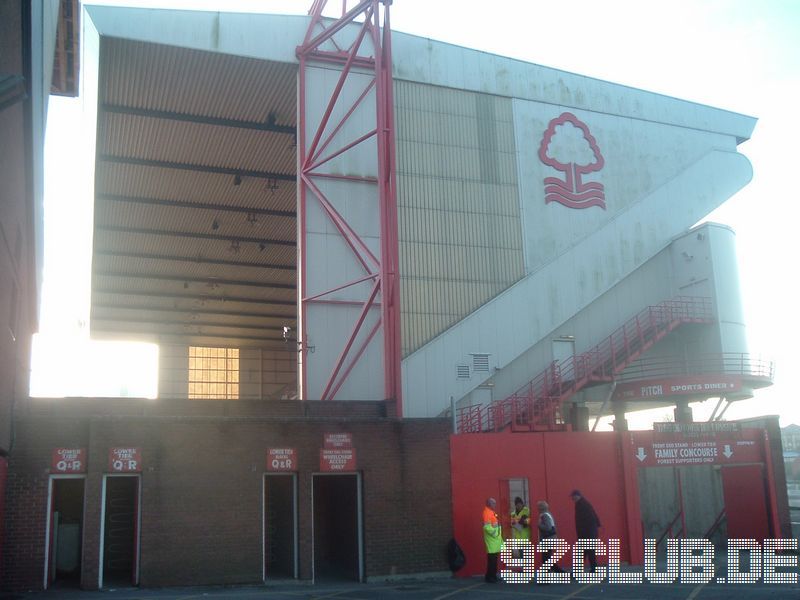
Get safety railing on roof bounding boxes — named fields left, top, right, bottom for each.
left=457, top=296, right=715, bottom=433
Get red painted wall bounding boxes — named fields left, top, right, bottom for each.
left=450, top=432, right=638, bottom=577
left=722, top=464, right=770, bottom=540
left=0, top=456, right=7, bottom=576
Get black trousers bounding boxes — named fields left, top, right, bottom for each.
left=485, top=552, right=499, bottom=582
left=542, top=549, right=564, bottom=572
left=585, top=549, right=597, bottom=572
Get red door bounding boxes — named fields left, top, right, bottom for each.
left=721, top=464, right=770, bottom=540
left=0, top=457, right=6, bottom=582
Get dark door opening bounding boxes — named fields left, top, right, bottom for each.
left=48, top=478, right=85, bottom=588
left=313, top=474, right=361, bottom=581
left=102, top=476, right=139, bottom=587
left=264, top=474, right=297, bottom=579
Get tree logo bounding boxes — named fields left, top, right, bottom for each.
left=538, top=113, right=606, bottom=209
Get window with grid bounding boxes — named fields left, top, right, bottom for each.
left=188, top=346, right=239, bottom=399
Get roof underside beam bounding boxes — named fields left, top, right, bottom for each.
left=92, top=288, right=296, bottom=306
left=93, top=269, right=296, bottom=290
left=91, top=302, right=296, bottom=321
left=94, top=249, right=296, bottom=271
left=101, top=103, right=297, bottom=135
left=95, top=225, right=296, bottom=247
left=90, top=322, right=286, bottom=343
left=97, top=194, right=296, bottom=219
left=98, top=154, right=296, bottom=182
left=91, top=313, right=288, bottom=332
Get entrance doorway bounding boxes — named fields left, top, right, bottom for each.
left=45, top=476, right=85, bottom=589
left=99, top=475, right=140, bottom=588
left=264, top=474, right=298, bottom=580
left=498, top=478, right=529, bottom=531
left=312, top=473, right=362, bottom=582
left=722, top=464, right=771, bottom=539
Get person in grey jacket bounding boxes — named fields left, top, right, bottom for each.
left=536, top=500, right=563, bottom=573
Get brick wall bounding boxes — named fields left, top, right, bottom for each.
left=2, top=401, right=450, bottom=591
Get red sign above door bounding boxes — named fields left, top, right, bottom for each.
left=320, top=448, right=357, bottom=472
left=629, top=430, right=763, bottom=468
left=324, top=432, right=352, bottom=449
left=266, top=448, right=297, bottom=472
left=51, top=448, right=86, bottom=473
left=109, top=447, right=142, bottom=472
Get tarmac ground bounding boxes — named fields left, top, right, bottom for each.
left=4, top=561, right=799, bottom=600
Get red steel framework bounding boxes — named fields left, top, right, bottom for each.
left=458, top=297, right=718, bottom=433
left=297, top=1, right=401, bottom=411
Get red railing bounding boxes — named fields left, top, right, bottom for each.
left=656, top=510, right=685, bottom=549
left=618, top=353, right=774, bottom=384
left=703, top=508, right=727, bottom=540
left=458, top=297, right=715, bottom=433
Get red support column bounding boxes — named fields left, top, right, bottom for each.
left=763, top=430, right=782, bottom=537
left=297, top=0, right=402, bottom=411
left=619, top=432, right=644, bottom=564
left=0, top=456, right=6, bottom=576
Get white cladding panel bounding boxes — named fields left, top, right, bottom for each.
left=301, top=64, right=385, bottom=401
left=304, top=305, right=384, bottom=401
left=514, top=101, right=735, bottom=277
left=391, top=31, right=755, bottom=143
left=402, top=149, right=753, bottom=418
left=86, top=7, right=306, bottom=64
left=707, top=225, right=748, bottom=354
left=395, top=82, right=525, bottom=356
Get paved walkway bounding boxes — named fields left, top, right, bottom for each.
left=5, top=572, right=799, bottom=600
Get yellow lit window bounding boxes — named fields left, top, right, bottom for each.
left=188, top=346, right=239, bottom=400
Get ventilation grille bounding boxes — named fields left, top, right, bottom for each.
left=456, top=364, right=470, bottom=379
left=472, top=353, right=490, bottom=372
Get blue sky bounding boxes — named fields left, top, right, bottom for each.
left=34, top=0, right=800, bottom=425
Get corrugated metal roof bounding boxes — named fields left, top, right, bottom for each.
left=100, top=37, right=297, bottom=124
left=99, top=113, right=296, bottom=174
left=96, top=163, right=295, bottom=212
left=91, top=37, right=298, bottom=349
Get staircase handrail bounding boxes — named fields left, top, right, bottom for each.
left=457, top=296, right=713, bottom=433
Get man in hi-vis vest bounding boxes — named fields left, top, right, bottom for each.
left=482, top=497, right=503, bottom=583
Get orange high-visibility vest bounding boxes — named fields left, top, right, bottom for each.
left=482, top=506, right=502, bottom=553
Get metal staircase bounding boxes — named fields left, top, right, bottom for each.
left=457, top=297, right=714, bottom=433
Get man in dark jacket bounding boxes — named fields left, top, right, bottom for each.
left=570, top=490, right=601, bottom=572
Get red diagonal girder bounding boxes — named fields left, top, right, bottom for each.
left=298, top=0, right=402, bottom=411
